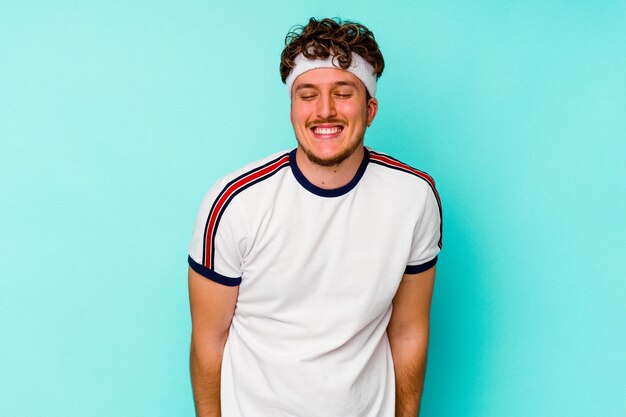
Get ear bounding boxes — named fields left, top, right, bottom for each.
left=366, top=97, right=379, bottom=127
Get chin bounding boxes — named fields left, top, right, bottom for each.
left=307, top=153, right=348, bottom=167
left=299, top=140, right=363, bottom=168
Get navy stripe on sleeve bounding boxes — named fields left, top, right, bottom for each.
left=188, top=256, right=242, bottom=286
left=404, top=256, right=438, bottom=274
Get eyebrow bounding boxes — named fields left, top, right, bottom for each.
left=294, top=83, right=317, bottom=91
left=294, top=80, right=358, bottom=91
left=334, top=80, right=357, bottom=88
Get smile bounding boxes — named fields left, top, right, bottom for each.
left=311, top=125, right=344, bottom=136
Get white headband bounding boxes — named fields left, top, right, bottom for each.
left=286, top=52, right=377, bottom=98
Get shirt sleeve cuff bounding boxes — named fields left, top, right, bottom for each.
left=404, top=255, right=438, bottom=274
left=188, top=256, right=242, bottom=286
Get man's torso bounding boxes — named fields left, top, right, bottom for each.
left=189, top=148, right=441, bottom=417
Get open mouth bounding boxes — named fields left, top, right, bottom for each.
left=311, top=125, right=344, bottom=137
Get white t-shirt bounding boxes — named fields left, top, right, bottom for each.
left=188, top=147, right=442, bottom=417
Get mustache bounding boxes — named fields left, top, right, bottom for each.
left=305, top=118, right=346, bottom=128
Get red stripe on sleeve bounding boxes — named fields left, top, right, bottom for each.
left=203, top=155, right=290, bottom=269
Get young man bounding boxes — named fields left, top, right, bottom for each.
left=188, top=18, right=442, bottom=417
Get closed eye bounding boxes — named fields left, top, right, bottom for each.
left=297, top=92, right=318, bottom=100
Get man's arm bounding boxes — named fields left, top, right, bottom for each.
left=387, top=265, right=436, bottom=417
left=188, top=267, right=239, bottom=417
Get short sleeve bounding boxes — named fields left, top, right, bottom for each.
left=188, top=179, right=244, bottom=286
left=404, top=184, right=442, bottom=274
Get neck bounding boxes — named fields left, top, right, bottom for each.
left=295, top=146, right=365, bottom=190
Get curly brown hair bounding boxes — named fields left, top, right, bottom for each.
left=280, top=17, right=384, bottom=84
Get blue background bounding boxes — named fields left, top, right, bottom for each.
left=1, top=1, right=624, bottom=416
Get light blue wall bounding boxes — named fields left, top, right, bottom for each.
left=1, top=1, right=624, bottom=416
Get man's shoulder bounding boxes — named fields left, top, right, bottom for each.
left=207, top=149, right=293, bottom=195
left=367, top=148, right=438, bottom=193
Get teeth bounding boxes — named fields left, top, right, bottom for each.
left=313, top=127, right=341, bottom=135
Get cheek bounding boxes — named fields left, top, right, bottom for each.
left=290, top=104, right=298, bottom=123
left=290, top=107, right=310, bottom=126
left=339, top=102, right=366, bottom=120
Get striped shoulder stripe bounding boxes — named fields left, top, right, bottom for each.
left=369, top=151, right=443, bottom=248
left=202, top=153, right=291, bottom=268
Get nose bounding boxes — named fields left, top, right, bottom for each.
left=316, top=93, right=337, bottom=119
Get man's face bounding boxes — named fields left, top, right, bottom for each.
left=290, top=68, right=378, bottom=167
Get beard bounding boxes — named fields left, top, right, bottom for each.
left=296, top=123, right=366, bottom=167
left=297, top=136, right=363, bottom=167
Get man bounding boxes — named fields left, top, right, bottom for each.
left=188, top=17, right=442, bottom=417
